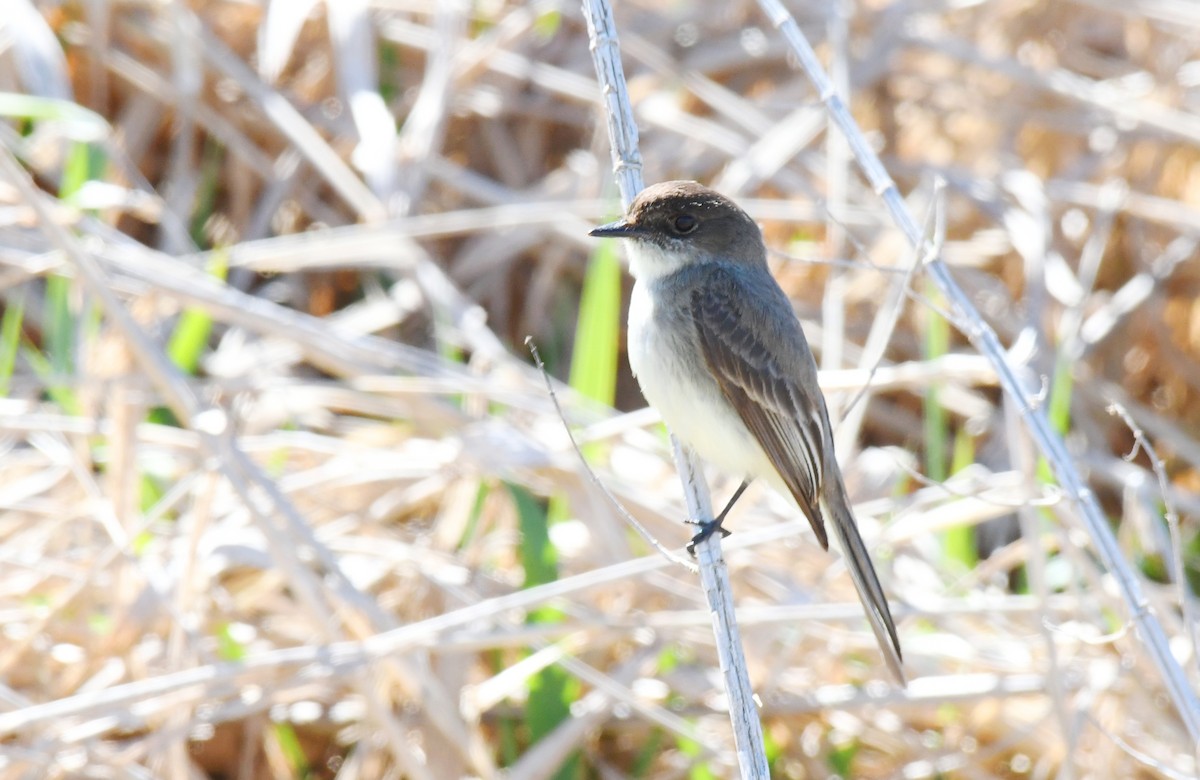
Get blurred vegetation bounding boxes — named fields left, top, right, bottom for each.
left=0, top=0, right=1197, bottom=778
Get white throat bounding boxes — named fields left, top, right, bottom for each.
left=625, top=240, right=691, bottom=281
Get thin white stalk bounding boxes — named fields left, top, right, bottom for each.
left=582, top=0, right=770, bottom=776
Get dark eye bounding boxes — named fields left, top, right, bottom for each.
left=671, top=214, right=698, bottom=235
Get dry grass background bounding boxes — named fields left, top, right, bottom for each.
left=0, top=0, right=1199, bottom=777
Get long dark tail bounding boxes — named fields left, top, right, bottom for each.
left=824, top=476, right=905, bottom=684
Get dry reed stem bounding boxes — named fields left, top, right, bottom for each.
left=584, top=0, right=771, bottom=775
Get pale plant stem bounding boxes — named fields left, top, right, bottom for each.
left=582, top=0, right=771, bottom=776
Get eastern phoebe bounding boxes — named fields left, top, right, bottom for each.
left=590, top=181, right=904, bottom=682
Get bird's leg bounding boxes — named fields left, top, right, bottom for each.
left=687, top=480, right=750, bottom=555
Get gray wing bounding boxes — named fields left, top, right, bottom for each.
left=689, top=268, right=830, bottom=550
left=691, top=267, right=905, bottom=682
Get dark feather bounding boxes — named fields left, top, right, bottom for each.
left=689, top=265, right=905, bottom=682
left=689, top=270, right=828, bottom=549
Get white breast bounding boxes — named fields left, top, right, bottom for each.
left=627, top=278, right=774, bottom=483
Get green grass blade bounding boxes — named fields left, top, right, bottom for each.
left=526, top=666, right=580, bottom=779
left=922, top=283, right=949, bottom=483
left=1037, top=355, right=1074, bottom=483
left=630, top=728, right=663, bottom=776
left=506, top=482, right=581, bottom=778
left=189, top=139, right=225, bottom=247
left=44, top=274, right=74, bottom=376
left=569, top=241, right=621, bottom=407
left=533, top=9, right=562, bottom=39
left=22, top=337, right=80, bottom=415
left=678, top=735, right=717, bottom=780
left=922, top=283, right=977, bottom=567
left=457, top=481, right=490, bottom=550
left=943, top=427, right=979, bottom=569
left=167, top=251, right=228, bottom=374
left=60, top=141, right=107, bottom=200
left=215, top=622, right=248, bottom=662
left=0, top=92, right=108, bottom=142
left=34, top=140, right=108, bottom=411
left=166, top=307, right=214, bottom=374
left=510, top=483, right=557, bottom=589
left=270, top=722, right=310, bottom=779
left=829, top=735, right=861, bottom=777
left=0, top=295, right=25, bottom=397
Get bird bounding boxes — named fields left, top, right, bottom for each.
left=589, top=180, right=904, bottom=682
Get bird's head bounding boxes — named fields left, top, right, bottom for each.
left=589, top=181, right=767, bottom=280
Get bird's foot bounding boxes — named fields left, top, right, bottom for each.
left=684, top=480, right=749, bottom=556
left=686, top=518, right=731, bottom=556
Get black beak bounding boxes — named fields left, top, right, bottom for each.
left=589, top=219, right=644, bottom=239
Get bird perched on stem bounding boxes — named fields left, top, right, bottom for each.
left=590, top=180, right=904, bottom=683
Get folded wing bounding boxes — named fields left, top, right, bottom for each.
left=689, top=268, right=829, bottom=550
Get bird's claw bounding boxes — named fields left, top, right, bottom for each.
left=686, top=518, right=731, bottom=556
